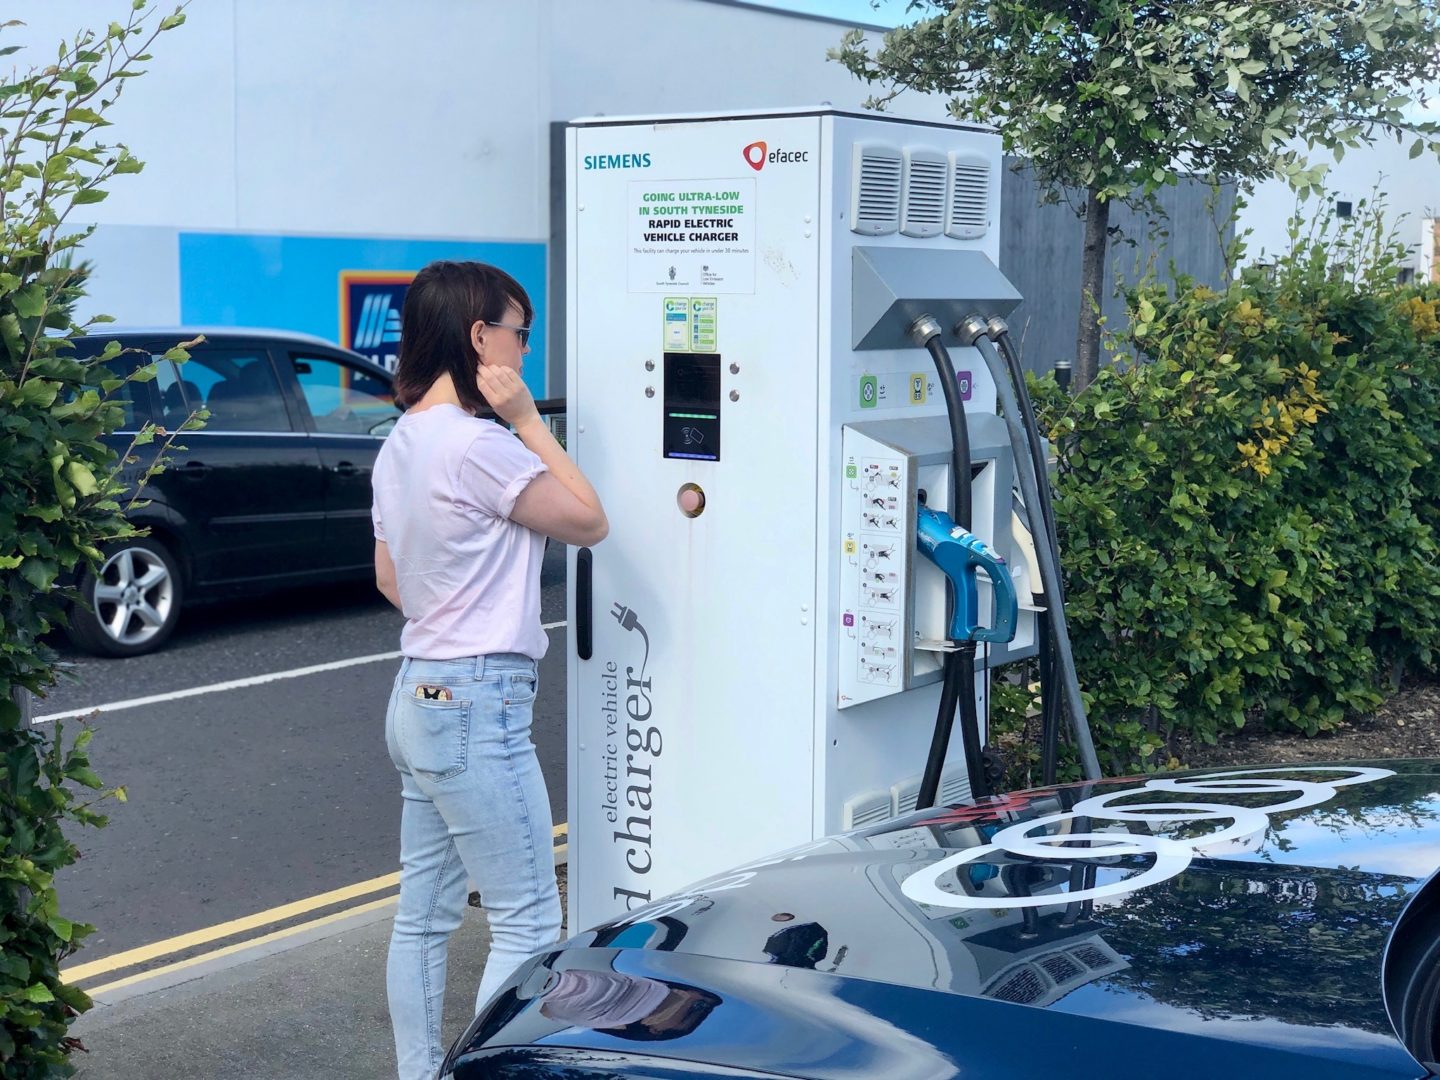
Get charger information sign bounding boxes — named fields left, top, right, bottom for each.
left=628, top=179, right=756, bottom=293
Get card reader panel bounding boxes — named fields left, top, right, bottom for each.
left=664, top=352, right=721, bottom=461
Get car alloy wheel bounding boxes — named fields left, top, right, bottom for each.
left=69, top=537, right=184, bottom=657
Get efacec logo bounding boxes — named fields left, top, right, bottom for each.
left=743, top=139, right=809, bottom=172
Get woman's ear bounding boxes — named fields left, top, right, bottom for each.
left=471, top=320, right=486, bottom=363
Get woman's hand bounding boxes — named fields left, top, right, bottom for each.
left=477, top=364, right=542, bottom=430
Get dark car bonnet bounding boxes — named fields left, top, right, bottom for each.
left=451, top=762, right=1440, bottom=1079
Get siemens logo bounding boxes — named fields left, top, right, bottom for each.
left=584, top=152, right=652, bottom=170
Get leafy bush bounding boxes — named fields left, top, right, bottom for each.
left=0, top=7, right=185, bottom=1075
left=999, top=199, right=1440, bottom=779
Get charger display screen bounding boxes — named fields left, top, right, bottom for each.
left=663, top=352, right=721, bottom=461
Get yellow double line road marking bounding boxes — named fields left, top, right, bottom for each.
left=66, top=822, right=568, bottom=997
left=83, top=896, right=400, bottom=998
left=61, top=870, right=402, bottom=985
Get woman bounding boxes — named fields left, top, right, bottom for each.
left=370, top=260, right=607, bottom=1080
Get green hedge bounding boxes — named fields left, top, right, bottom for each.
left=0, top=9, right=186, bottom=1075
left=1004, top=220, right=1440, bottom=777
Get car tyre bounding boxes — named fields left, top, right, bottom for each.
left=68, top=537, right=184, bottom=657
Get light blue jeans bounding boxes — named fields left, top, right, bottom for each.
left=384, top=654, right=562, bottom=1080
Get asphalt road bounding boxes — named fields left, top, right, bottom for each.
left=40, top=542, right=569, bottom=963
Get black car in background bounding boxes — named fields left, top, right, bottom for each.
left=66, top=329, right=400, bottom=656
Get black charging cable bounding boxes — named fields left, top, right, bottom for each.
left=911, top=316, right=989, bottom=807
left=991, top=326, right=1065, bottom=785
left=972, top=327, right=1101, bottom=780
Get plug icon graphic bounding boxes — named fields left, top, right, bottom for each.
left=612, top=602, right=639, bottom=632
left=612, top=602, right=651, bottom=672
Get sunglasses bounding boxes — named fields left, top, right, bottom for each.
left=488, top=320, right=531, bottom=348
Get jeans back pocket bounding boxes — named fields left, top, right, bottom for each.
left=396, top=693, right=471, bottom=781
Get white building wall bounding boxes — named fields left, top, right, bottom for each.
left=7, top=1, right=547, bottom=238
left=231, top=1, right=549, bottom=239
left=1239, top=139, right=1440, bottom=275
left=546, top=0, right=945, bottom=123
left=7, top=1, right=935, bottom=240
left=4, top=1, right=241, bottom=230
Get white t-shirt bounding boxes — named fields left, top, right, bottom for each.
left=371, top=403, right=548, bottom=660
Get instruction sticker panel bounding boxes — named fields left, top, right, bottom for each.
left=858, top=370, right=972, bottom=411
left=629, top=179, right=755, bottom=294
left=838, top=427, right=913, bottom=708
left=661, top=297, right=719, bottom=352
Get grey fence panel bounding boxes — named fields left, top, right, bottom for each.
left=1000, top=158, right=1237, bottom=375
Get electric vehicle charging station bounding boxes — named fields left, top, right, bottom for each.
left=564, top=108, right=1053, bottom=931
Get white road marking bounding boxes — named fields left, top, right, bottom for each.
left=34, top=620, right=569, bottom=724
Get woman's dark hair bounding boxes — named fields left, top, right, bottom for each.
left=393, top=260, right=534, bottom=412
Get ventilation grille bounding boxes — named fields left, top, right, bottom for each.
left=891, top=765, right=972, bottom=819
left=1039, top=953, right=1083, bottom=984
left=901, top=149, right=948, bottom=238
left=847, top=764, right=976, bottom=833
left=991, top=967, right=1046, bottom=1005
left=1072, top=945, right=1112, bottom=971
left=947, top=152, right=991, bottom=240
left=547, top=413, right=567, bottom=448
left=843, top=790, right=895, bottom=831
left=984, top=941, right=1128, bottom=1009
left=892, top=777, right=921, bottom=817
left=939, top=767, right=972, bottom=807
left=850, top=144, right=902, bottom=235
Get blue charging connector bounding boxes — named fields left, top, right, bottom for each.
left=915, top=504, right=1019, bottom=645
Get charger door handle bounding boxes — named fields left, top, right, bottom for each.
left=576, top=547, right=593, bottom=660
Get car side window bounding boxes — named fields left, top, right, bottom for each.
left=63, top=339, right=156, bottom=431
left=176, top=350, right=294, bottom=433
left=289, top=354, right=398, bottom=436
left=153, top=358, right=198, bottom=430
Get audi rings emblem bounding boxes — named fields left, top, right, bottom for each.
left=901, top=767, right=1396, bottom=910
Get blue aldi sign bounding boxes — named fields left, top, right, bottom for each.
left=341, top=271, right=413, bottom=372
